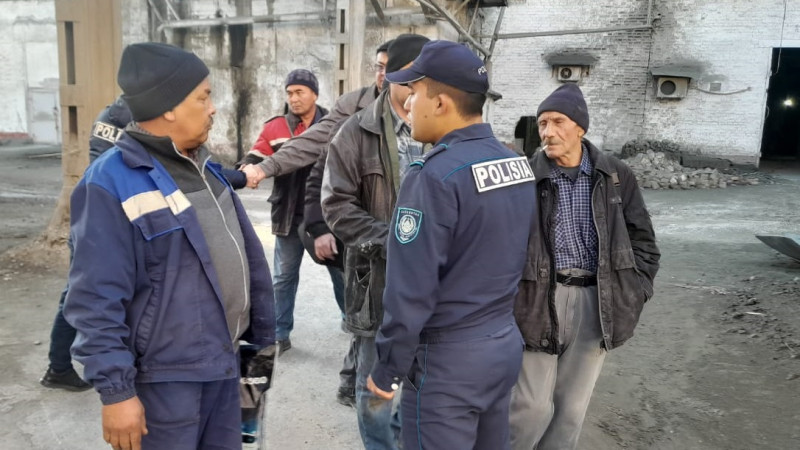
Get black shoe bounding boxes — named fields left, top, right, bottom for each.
left=40, top=367, right=92, bottom=392
left=276, top=339, right=292, bottom=355
left=336, top=387, right=356, bottom=408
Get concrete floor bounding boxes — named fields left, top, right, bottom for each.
left=1, top=146, right=799, bottom=449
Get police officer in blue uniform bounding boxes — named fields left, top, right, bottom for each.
left=366, top=40, right=537, bottom=449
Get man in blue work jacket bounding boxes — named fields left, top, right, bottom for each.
left=64, top=42, right=275, bottom=450
left=366, top=40, right=537, bottom=449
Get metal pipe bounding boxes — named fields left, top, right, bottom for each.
left=487, top=7, right=505, bottom=60
left=369, top=0, right=386, bottom=25
left=479, top=24, right=653, bottom=40
left=156, top=11, right=329, bottom=33
left=164, top=0, right=180, bottom=21
left=416, top=0, right=492, bottom=57
left=467, top=0, right=481, bottom=35
left=146, top=0, right=165, bottom=25
left=370, top=7, right=425, bottom=17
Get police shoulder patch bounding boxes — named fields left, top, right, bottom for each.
left=395, top=207, right=423, bottom=244
left=92, top=121, right=124, bottom=144
left=471, top=156, right=535, bottom=193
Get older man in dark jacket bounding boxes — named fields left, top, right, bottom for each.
left=509, top=84, right=660, bottom=450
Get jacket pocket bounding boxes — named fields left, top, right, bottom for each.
left=343, top=250, right=376, bottom=334
left=611, top=248, right=653, bottom=301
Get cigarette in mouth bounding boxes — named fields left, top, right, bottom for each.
left=541, top=144, right=548, bottom=151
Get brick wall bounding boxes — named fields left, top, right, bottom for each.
left=125, top=0, right=440, bottom=163
left=482, top=0, right=800, bottom=165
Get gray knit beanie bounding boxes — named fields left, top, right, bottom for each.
left=285, top=69, right=319, bottom=96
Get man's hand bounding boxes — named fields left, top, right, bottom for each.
left=314, top=233, right=339, bottom=261
left=366, top=375, right=394, bottom=400
left=240, top=164, right=267, bottom=188
left=102, top=396, right=148, bottom=450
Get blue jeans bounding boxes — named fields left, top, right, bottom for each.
left=355, top=335, right=402, bottom=450
left=47, top=238, right=77, bottom=373
left=273, top=228, right=345, bottom=341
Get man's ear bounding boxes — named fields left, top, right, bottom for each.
left=163, top=110, right=176, bottom=122
left=435, top=93, right=450, bottom=117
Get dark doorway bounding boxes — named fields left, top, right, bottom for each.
left=761, top=48, right=800, bottom=161
left=515, top=116, right=541, bottom=158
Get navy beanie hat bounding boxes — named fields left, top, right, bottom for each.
left=117, top=42, right=210, bottom=122
left=537, top=84, right=590, bottom=132
left=285, top=69, right=319, bottom=96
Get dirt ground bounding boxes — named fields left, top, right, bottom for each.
left=0, top=146, right=798, bottom=449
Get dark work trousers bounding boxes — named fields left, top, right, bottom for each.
left=137, top=377, right=241, bottom=450
left=47, top=238, right=77, bottom=373
left=402, top=323, right=524, bottom=450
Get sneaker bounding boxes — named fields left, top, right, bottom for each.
left=276, top=339, right=292, bottom=355
left=336, top=386, right=356, bottom=408
left=40, top=367, right=92, bottom=392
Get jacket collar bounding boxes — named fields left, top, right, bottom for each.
left=118, top=123, right=210, bottom=169
left=436, top=123, right=494, bottom=149
left=284, top=104, right=329, bottom=132
left=530, top=138, right=613, bottom=181
left=359, top=89, right=390, bottom=135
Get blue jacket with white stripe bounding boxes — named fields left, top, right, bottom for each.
left=64, top=133, right=275, bottom=405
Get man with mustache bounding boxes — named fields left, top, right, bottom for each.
left=509, top=83, right=660, bottom=450
left=64, top=42, right=275, bottom=450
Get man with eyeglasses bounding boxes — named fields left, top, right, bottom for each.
left=239, top=40, right=392, bottom=407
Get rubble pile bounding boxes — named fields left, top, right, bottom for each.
left=619, top=138, right=775, bottom=190
left=622, top=150, right=765, bottom=190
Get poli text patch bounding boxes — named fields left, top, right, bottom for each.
left=471, top=156, right=535, bottom=193
left=395, top=207, right=422, bottom=244
left=92, top=121, right=124, bottom=144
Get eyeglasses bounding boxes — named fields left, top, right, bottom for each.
left=367, top=64, right=386, bottom=73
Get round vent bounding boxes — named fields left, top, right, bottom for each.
left=559, top=67, right=573, bottom=79
left=659, top=80, right=677, bottom=95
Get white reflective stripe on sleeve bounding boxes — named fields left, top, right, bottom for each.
left=164, top=190, right=191, bottom=216
left=121, top=190, right=191, bottom=221
left=268, top=137, right=289, bottom=147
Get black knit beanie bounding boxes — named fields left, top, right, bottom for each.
left=117, top=43, right=210, bottom=122
left=537, top=84, right=590, bottom=132
left=285, top=69, right=319, bottom=96
left=377, top=40, right=393, bottom=54
left=386, top=34, right=430, bottom=73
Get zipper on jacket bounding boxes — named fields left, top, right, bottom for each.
left=591, top=173, right=610, bottom=349
left=544, top=182, right=560, bottom=355
left=176, top=144, right=251, bottom=344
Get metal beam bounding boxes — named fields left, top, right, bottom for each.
left=156, top=11, right=329, bottom=33
left=478, top=23, right=653, bottom=40
left=486, top=6, right=504, bottom=60
left=369, top=0, right=386, bottom=25
left=478, top=0, right=655, bottom=41
left=415, top=0, right=491, bottom=57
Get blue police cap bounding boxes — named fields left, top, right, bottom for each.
left=385, top=40, right=489, bottom=95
